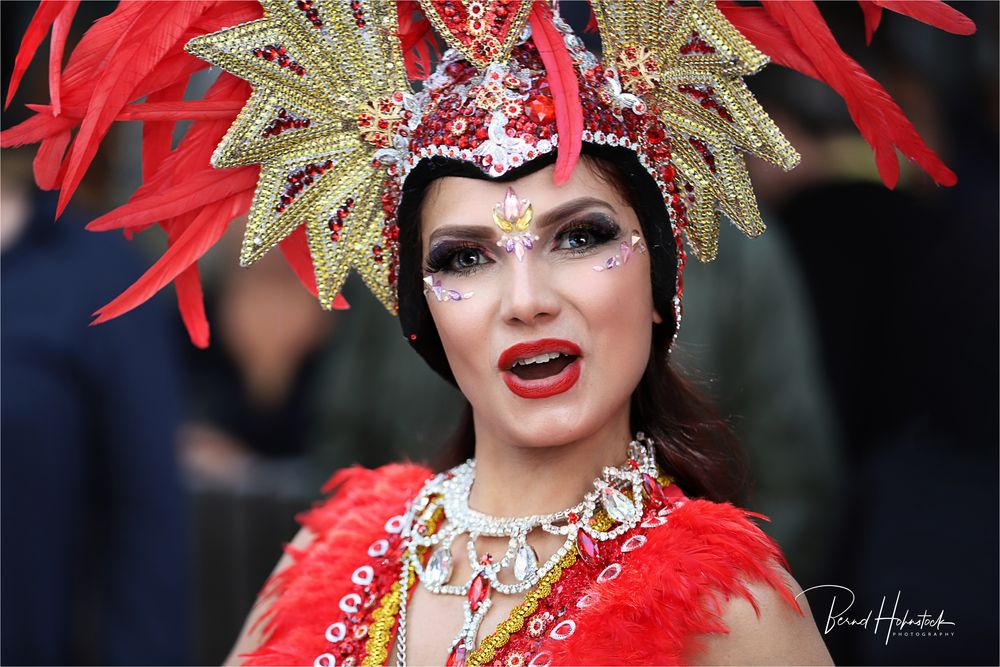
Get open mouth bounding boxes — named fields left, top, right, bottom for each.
left=508, top=352, right=578, bottom=380
left=498, top=339, right=583, bottom=399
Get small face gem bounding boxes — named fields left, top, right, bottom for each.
left=493, top=187, right=539, bottom=262
left=424, top=275, right=473, bottom=302
left=593, top=228, right=646, bottom=271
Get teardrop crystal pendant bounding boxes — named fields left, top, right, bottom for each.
left=424, top=546, right=453, bottom=588
left=598, top=481, right=638, bottom=523
left=513, top=542, right=539, bottom=582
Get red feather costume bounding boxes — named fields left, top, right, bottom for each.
left=242, top=464, right=800, bottom=666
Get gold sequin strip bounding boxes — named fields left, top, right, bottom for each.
left=363, top=565, right=415, bottom=667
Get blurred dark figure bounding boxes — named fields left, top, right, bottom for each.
left=1, top=158, right=191, bottom=665
left=747, top=3, right=999, bottom=663
left=176, top=231, right=336, bottom=664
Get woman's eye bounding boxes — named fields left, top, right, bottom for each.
left=562, top=229, right=596, bottom=250
left=449, top=247, right=487, bottom=271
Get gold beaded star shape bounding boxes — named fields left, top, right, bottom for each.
left=186, top=0, right=410, bottom=312
left=592, top=0, right=800, bottom=261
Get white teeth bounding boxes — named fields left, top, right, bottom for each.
left=512, top=352, right=565, bottom=367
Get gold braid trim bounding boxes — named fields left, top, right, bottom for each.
left=466, top=549, right=579, bottom=667
left=364, top=503, right=445, bottom=666
left=363, top=566, right=414, bottom=667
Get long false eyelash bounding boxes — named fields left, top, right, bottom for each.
left=555, top=214, right=622, bottom=255
left=423, top=241, right=491, bottom=275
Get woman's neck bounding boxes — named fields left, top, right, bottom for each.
left=466, top=410, right=634, bottom=518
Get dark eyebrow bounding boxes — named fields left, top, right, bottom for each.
left=426, top=196, right=617, bottom=247
left=537, top=197, right=617, bottom=229
left=427, top=224, right=495, bottom=247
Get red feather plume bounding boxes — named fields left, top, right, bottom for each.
left=397, top=1, right=438, bottom=81
left=720, top=0, right=972, bottom=188
left=528, top=2, right=583, bottom=185
left=47, top=1, right=80, bottom=117
left=5, top=1, right=67, bottom=111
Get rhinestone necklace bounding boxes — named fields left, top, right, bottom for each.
left=394, top=433, right=661, bottom=666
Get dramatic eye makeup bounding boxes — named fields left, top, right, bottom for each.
left=424, top=241, right=494, bottom=275
left=554, top=213, right=622, bottom=255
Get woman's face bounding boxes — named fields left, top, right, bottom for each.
left=419, top=160, right=661, bottom=448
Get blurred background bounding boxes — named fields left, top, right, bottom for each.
left=1, top=2, right=996, bottom=665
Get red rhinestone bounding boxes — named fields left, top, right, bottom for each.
left=568, top=511, right=579, bottom=524
left=468, top=572, right=488, bottom=612
left=525, top=95, right=555, bottom=124
left=646, top=123, right=665, bottom=145
left=627, top=458, right=639, bottom=470
left=642, top=473, right=667, bottom=509
left=576, top=530, right=600, bottom=566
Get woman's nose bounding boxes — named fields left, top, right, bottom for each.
left=498, top=253, right=561, bottom=327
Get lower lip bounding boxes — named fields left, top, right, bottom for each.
left=502, top=358, right=582, bottom=399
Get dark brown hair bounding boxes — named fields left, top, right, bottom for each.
left=396, top=146, right=749, bottom=504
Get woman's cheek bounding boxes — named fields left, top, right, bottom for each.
left=426, top=282, right=497, bottom=393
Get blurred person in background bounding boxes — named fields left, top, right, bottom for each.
left=1, top=149, right=191, bottom=664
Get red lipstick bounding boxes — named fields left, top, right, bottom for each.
left=498, top=338, right=582, bottom=399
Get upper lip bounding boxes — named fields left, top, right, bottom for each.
left=498, top=338, right=582, bottom=371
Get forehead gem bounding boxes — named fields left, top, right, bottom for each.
left=492, top=187, right=538, bottom=262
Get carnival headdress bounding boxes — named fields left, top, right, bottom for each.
left=2, top=0, right=974, bottom=346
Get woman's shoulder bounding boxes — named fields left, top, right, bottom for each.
left=661, top=495, right=833, bottom=663
left=545, top=486, right=819, bottom=665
